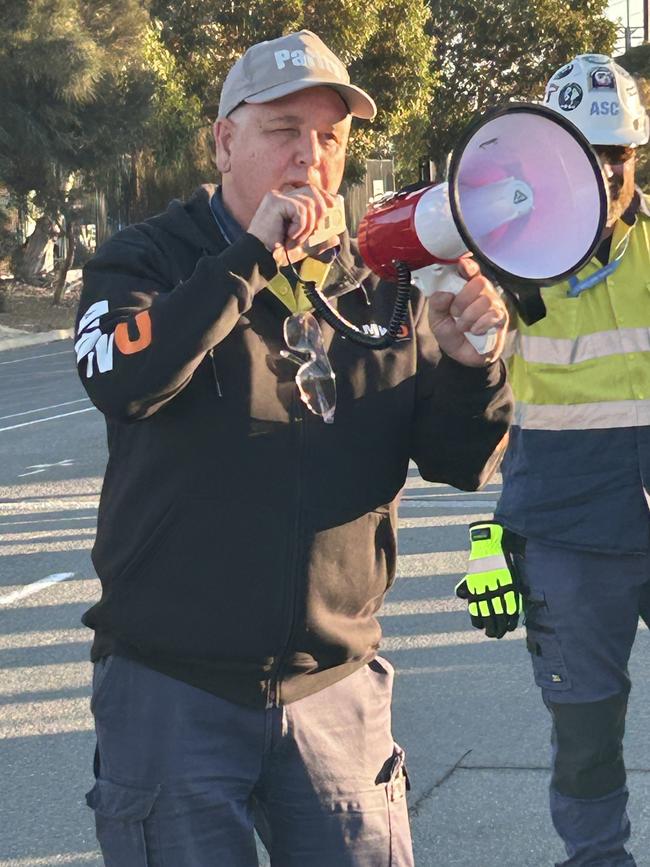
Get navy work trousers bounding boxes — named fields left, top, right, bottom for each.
left=86, top=654, right=413, bottom=867
left=518, top=539, right=650, bottom=867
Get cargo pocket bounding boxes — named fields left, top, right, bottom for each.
left=86, top=778, right=160, bottom=866
left=379, top=744, right=413, bottom=867
left=524, top=594, right=572, bottom=693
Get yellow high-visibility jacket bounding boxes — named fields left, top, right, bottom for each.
left=496, top=193, right=650, bottom=553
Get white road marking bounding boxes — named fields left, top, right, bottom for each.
left=0, top=572, right=75, bottom=605
left=0, top=398, right=89, bottom=421
left=1, top=496, right=99, bottom=514
left=0, top=577, right=98, bottom=608
left=0, top=853, right=101, bottom=866
left=0, top=516, right=96, bottom=527
left=401, top=498, right=497, bottom=510
left=0, top=527, right=95, bottom=542
left=19, top=458, right=75, bottom=477
left=0, top=349, right=71, bottom=365
left=0, top=406, right=95, bottom=432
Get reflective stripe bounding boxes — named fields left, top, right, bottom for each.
left=517, top=327, right=650, bottom=366
left=515, top=399, right=650, bottom=430
left=467, top=554, right=509, bottom=573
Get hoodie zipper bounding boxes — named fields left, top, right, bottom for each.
left=266, top=390, right=305, bottom=708
left=208, top=348, right=223, bottom=397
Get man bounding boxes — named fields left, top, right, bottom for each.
left=76, top=30, right=511, bottom=866
left=494, top=55, right=649, bottom=866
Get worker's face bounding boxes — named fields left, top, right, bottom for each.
left=215, top=87, right=351, bottom=229
left=595, top=145, right=636, bottom=228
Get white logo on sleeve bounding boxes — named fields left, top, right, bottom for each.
left=75, top=300, right=114, bottom=378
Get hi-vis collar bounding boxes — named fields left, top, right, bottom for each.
left=267, top=257, right=332, bottom=313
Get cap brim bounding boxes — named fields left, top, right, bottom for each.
left=245, top=79, right=376, bottom=120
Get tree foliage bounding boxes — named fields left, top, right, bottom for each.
left=0, top=1, right=155, bottom=204
left=428, top=0, right=617, bottom=175
left=0, top=0, right=157, bottom=283
left=150, top=0, right=434, bottom=184
left=618, top=44, right=650, bottom=191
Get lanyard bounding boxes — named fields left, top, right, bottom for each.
left=567, top=234, right=630, bottom=297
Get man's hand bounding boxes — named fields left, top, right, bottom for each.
left=428, top=257, right=508, bottom=366
left=248, top=185, right=340, bottom=267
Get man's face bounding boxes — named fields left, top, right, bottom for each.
left=594, top=145, right=637, bottom=228
left=215, top=86, right=351, bottom=229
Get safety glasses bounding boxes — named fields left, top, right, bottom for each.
left=281, top=312, right=336, bottom=423
left=595, top=145, right=635, bottom=166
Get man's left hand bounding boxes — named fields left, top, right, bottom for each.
left=428, top=257, right=508, bottom=367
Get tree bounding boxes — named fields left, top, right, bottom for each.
left=0, top=0, right=156, bottom=295
left=427, top=0, right=616, bottom=175
left=617, top=43, right=650, bottom=191
left=148, top=1, right=435, bottom=187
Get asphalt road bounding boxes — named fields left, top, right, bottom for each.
left=1, top=338, right=649, bottom=867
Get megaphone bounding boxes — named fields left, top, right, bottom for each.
left=357, top=103, right=608, bottom=352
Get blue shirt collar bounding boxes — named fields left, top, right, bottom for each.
left=209, top=187, right=244, bottom=245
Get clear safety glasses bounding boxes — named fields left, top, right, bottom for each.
left=281, top=312, right=336, bottom=423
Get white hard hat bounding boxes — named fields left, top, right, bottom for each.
left=544, top=53, right=649, bottom=147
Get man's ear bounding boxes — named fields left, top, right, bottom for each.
left=214, top=119, right=234, bottom=174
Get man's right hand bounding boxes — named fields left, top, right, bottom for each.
left=455, top=521, right=522, bottom=639
left=248, top=185, right=340, bottom=267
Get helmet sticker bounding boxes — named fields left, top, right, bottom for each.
left=554, top=63, right=574, bottom=80
left=545, top=83, right=559, bottom=102
left=583, top=54, right=609, bottom=64
left=559, top=83, right=583, bottom=111
left=591, top=68, right=615, bottom=89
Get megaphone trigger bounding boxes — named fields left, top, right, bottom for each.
left=411, top=264, right=499, bottom=355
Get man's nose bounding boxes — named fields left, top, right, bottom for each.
left=295, top=131, right=321, bottom=170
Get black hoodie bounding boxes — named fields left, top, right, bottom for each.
left=75, top=185, right=512, bottom=708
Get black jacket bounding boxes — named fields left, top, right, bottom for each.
left=76, top=185, right=512, bottom=707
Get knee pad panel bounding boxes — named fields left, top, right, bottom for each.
left=549, top=693, right=628, bottom=799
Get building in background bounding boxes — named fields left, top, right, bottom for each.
left=608, top=0, right=648, bottom=53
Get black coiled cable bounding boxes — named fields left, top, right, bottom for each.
left=303, top=260, right=412, bottom=348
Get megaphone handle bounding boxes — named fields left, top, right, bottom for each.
left=433, top=267, right=499, bottom=355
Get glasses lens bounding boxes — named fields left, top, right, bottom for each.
left=283, top=313, right=336, bottom=422
left=596, top=146, right=634, bottom=165
left=284, top=312, right=326, bottom=354
left=295, top=361, right=336, bottom=424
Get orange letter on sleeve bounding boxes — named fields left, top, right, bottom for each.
left=114, top=311, right=152, bottom=355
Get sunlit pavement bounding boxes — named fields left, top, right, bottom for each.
left=1, top=339, right=649, bottom=867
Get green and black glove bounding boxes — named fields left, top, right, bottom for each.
left=455, top=521, right=522, bottom=639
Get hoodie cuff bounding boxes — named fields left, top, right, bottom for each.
left=217, top=233, right=278, bottom=291
left=440, top=354, right=506, bottom=387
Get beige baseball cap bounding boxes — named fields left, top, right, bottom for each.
left=218, top=30, right=377, bottom=120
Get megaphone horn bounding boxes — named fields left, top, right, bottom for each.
left=358, top=103, right=608, bottom=351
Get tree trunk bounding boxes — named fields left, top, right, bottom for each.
left=0, top=283, right=10, bottom=312
left=16, top=215, right=56, bottom=283
left=52, top=220, right=76, bottom=305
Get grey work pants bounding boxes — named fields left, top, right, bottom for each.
left=86, top=654, right=413, bottom=867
